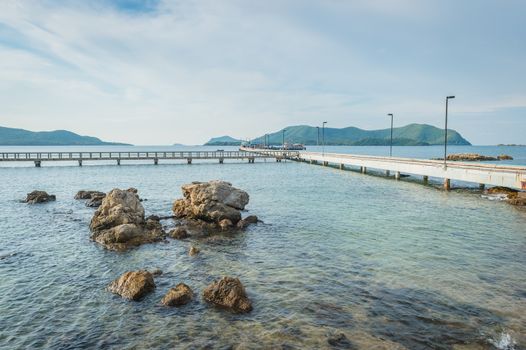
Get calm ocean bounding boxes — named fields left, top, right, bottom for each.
left=0, top=145, right=525, bottom=349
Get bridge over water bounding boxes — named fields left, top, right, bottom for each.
left=241, top=147, right=526, bottom=190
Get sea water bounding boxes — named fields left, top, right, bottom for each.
left=0, top=145, right=525, bottom=349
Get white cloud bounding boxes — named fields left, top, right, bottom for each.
left=0, top=0, right=524, bottom=144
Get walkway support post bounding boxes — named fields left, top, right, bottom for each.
left=78, top=160, right=82, bottom=167
left=117, top=159, right=121, bottom=166
left=34, top=160, right=41, bottom=167
left=444, top=178, right=451, bottom=191
left=187, top=158, right=192, bottom=164
left=395, top=171, right=401, bottom=180
left=219, top=158, right=224, bottom=164
left=423, top=175, right=429, bottom=184
left=154, top=158, right=158, bottom=165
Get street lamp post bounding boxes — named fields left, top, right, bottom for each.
left=282, top=129, right=286, bottom=150
left=316, top=126, right=320, bottom=146
left=322, top=121, right=327, bottom=156
left=388, top=113, right=394, bottom=157
left=444, top=96, right=455, bottom=168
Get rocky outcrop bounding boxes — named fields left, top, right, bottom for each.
left=486, top=187, right=518, bottom=196
left=107, top=270, right=155, bottom=300
left=173, top=181, right=249, bottom=225
left=172, top=181, right=258, bottom=234
left=25, top=191, right=56, bottom=204
left=89, top=188, right=165, bottom=251
left=203, top=276, right=252, bottom=313
left=161, top=283, right=193, bottom=306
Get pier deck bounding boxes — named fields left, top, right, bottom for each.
left=0, top=150, right=299, bottom=167
left=242, top=147, right=526, bottom=190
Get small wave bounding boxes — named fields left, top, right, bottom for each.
left=490, top=332, right=516, bottom=350
left=481, top=194, right=508, bottom=201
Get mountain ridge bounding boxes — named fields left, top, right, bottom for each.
left=0, top=126, right=131, bottom=145
left=205, top=123, right=471, bottom=146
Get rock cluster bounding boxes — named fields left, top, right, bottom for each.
left=75, top=190, right=106, bottom=207
left=172, top=180, right=258, bottom=232
left=202, top=276, right=253, bottom=313
left=25, top=190, right=56, bottom=204
left=89, top=188, right=165, bottom=251
left=107, top=270, right=155, bottom=300
left=434, top=153, right=514, bottom=162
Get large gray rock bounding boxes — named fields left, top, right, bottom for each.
left=172, top=181, right=249, bottom=224
left=89, top=188, right=164, bottom=251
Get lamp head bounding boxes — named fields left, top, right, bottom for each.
left=388, top=113, right=393, bottom=117
left=447, top=96, right=455, bottom=99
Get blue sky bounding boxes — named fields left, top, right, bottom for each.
left=0, top=0, right=524, bottom=145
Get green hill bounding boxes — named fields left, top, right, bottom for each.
left=205, top=135, right=243, bottom=146
left=0, top=126, right=130, bottom=145
left=248, top=123, right=471, bottom=146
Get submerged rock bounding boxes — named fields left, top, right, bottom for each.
left=168, top=227, right=188, bottom=239
left=189, top=246, right=200, bottom=256
left=89, top=188, right=165, bottom=251
left=203, top=276, right=252, bottom=313
left=107, top=270, right=155, bottom=300
left=161, top=283, right=193, bottom=306
left=75, top=190, right=105, bottom=200
left=237, top=215, right=259, bottom=229
left=150, top=268, right=163, bottom=276
left=25, top=190, right=56, bottom=204
left=497, top=154, right=513, bottom=160
left=173, top=180, right=249, bottom=224
left=486, top=186, right=518, bottom=196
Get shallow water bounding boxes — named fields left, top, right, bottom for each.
left=1, top=146, right=525, bottom=349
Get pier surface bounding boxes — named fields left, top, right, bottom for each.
left=0, top=150, right=298, bottom=167
left=242, top=147, right=526, bottom=190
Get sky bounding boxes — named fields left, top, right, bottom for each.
left=0, top=0, right=525, bottom=145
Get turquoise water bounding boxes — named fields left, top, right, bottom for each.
left=0, top=146, right=525, bottom=349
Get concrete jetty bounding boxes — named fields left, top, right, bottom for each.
left=241, top=147, right=526, bottom=190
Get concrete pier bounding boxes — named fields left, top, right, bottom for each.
left=187, top=158, right=192, bottom=164
left=154, top=158, right=158, bottom=165
left=78, top=160, right=82, bottom=167
left=395, top=171, right=401, bottom=180
left=423, top=175, right=429, bottom=184
left=34, top=160, right=41, bottom=167
left=262, top=150, right=526, bottom=191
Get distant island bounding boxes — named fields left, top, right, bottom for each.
left=205, top=123, right=471, bottom=146
left=205, top=136, right=244, bottom=146
left=0, top=126, right=130, bottom=146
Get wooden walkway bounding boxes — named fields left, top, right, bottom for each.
left=0, top=150, right=299, bottom=167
